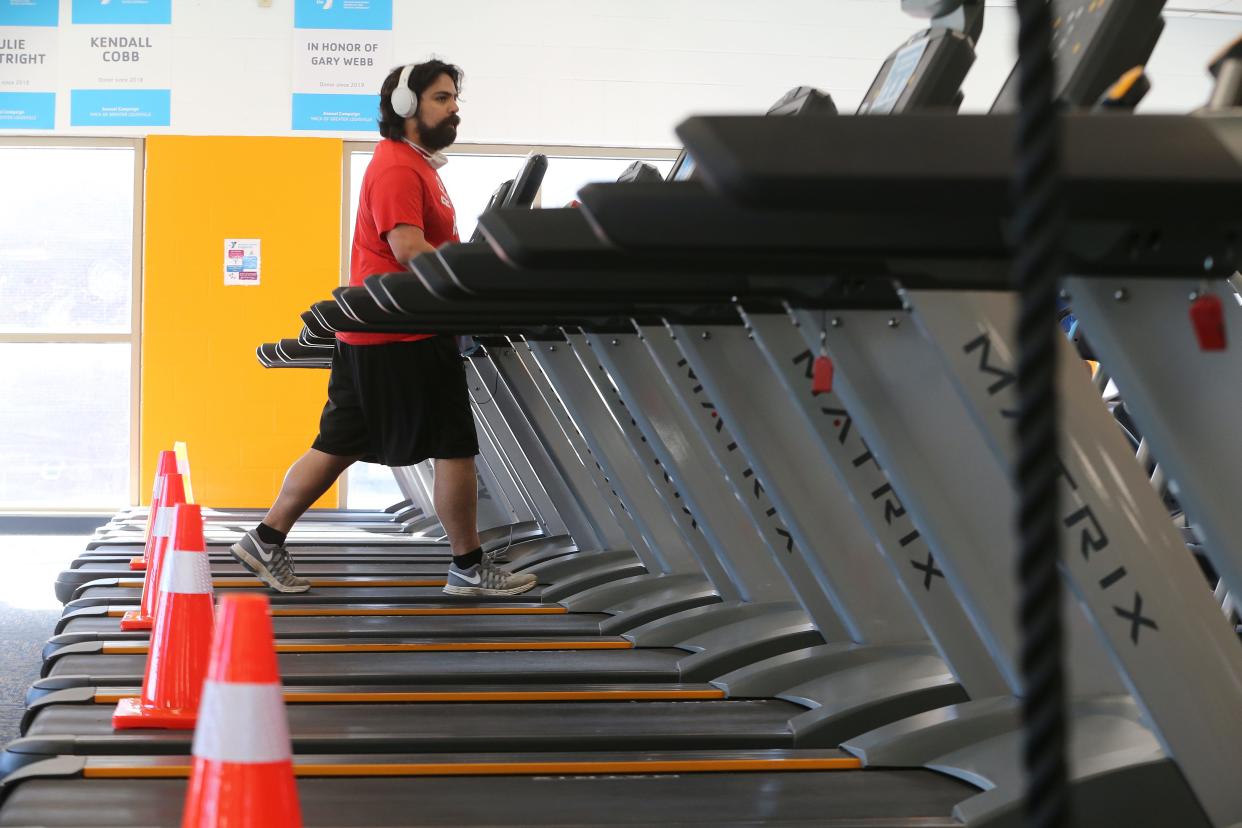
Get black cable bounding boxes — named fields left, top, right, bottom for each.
left=467, top=368, right=503, bottom=406
left=1013, top=1, right=1068, bottom=827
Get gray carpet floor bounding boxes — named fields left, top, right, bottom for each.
left=0, top=536, right=84, bottom=747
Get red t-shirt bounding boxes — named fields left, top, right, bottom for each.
left=339, top=139, right=459, bottom=345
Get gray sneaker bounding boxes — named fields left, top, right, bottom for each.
left=443, top=562, right=536, bottom=596
left=483, top=548, right=510, bottom=566
left=229, top=529, right=311, bottom=594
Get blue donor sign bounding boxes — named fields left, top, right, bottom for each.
left=0, top=0, right=59, bottom=27
left=292, top=93, right=378, bottom=131
left=72, top=0, right=172, bottom=25
left=71, top=88, right=170, bottom=126
left=294, top=0, right=392, bottom=31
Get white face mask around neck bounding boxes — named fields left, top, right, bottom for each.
left=404, top=138, right=448, bottom=170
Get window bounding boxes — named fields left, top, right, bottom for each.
left=346, top=459, right=406, bottom=510
left=538, top=156, right=676, bottom=209
left=347, top=149, right=527, bottom=246
left=346, top=148, right=677, bottom=250
left=0, top=141, right=141, bottom=509
left=0, top=343, right=131, bottom=507
left=339, top=144, right=676, bottom=507
left=439, top=154, right=529, bottom=240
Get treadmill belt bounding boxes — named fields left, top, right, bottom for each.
left=66, top=586, right=546, bottom=606
left=0, top=769, right=970, bottom=826
left=71, top=552, right=452, bottom=563
left=90, top=533, right=425, bottom=543
left=45, top=648, right=685, bottom=685
left=18, top=699, right=804, bottom=755
left=79, top=545, right=448, bottom=554
left=53, top=612, right=608, bottom=638
left=68, top=562, right=449, bottom=574
left=54, top=568, right=455, bottom=603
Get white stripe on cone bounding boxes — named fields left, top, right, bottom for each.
left=159, top=549, right=214, bottom=595
left=177, top=458, right=190, bottom=476
left=152, top=476, right=165, bottom=501
left=192, top=681, right=291, bottom=763
left=152, top=506, right=176, bottom=539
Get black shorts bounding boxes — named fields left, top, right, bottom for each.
left=311, top=337, right=479, bottom=466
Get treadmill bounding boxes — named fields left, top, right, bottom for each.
left=475, top=4, right=1217, bottom=825
left=22, top=322, right=819, bottom=772
left=0, top=752, right=977, bottom=827
left=562, top=4, right=1229, bottom=826
left=13, top=298, right=859, bottom=780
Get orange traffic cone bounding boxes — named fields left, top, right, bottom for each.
left=113, top=504, right=214, bottom=730
left=131, top=450, right=180, bottom=571
left=174, top=440, right=196, bottom=505
left=121, top=472, right=187, bottom=631
left=183, top=593, right=301, bottom=828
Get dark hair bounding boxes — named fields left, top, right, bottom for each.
left=377, top=59, right=463, bottom=140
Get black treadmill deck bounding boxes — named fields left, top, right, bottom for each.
left=0, top=768, right=971, bottom=826
left=45, top=647, right=688, bottom=686
left=64, top=585, right=547, bottom=607
left=13, top=698, right=807, bottom=761
left=52, top=612, right=609, bottom=640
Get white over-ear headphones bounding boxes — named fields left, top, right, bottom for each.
left=390, top=63, right=418, bottom=119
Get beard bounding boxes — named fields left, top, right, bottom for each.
left=418, top=115, right=459, bottom=151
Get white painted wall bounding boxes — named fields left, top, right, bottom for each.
left=12, top=0, right=1242, bottom=143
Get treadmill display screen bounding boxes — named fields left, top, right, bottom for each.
left=673, top=154, right=697, bottom=181
left=861, top=37, right=929, bottom=115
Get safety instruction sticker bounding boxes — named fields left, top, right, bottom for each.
left=224, top=239, right=261, bottom=286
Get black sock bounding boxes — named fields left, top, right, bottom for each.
left=256, top=522, right=287, bottom=547
left=454, top=547, right=483, bottom=569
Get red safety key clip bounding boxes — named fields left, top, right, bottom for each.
left=811, top=351, right=834, bottom=395
left=1190, top=293, right=1227, bottom=351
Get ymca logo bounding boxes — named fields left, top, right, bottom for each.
left=296, top=0, right=387, bottom=28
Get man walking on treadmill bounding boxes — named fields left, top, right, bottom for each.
left=229, top=59, right=536, bottom=598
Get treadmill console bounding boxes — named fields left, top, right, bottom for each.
left=857, top=26, right=977, bottom=114
left=767, top=86, right=838, bottom=116
left=469, top=155, right=546, bottom=243
left=468, top=179, right=514, bottom=243
left=502, top=153, right=548, bottom=209
left=667, top=150, right=697, bottom=182
left=901, top=0, right=963, bottom=17
left=666, top=87, right=835, bottom=183
left=618, top=161, right=665, bottom=185
left=1207, top=35, right=1242, bottom=109
left=990, top=0, right=1165, bottom=111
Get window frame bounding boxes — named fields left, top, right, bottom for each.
left=0, top=136, right=145, bottom=510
